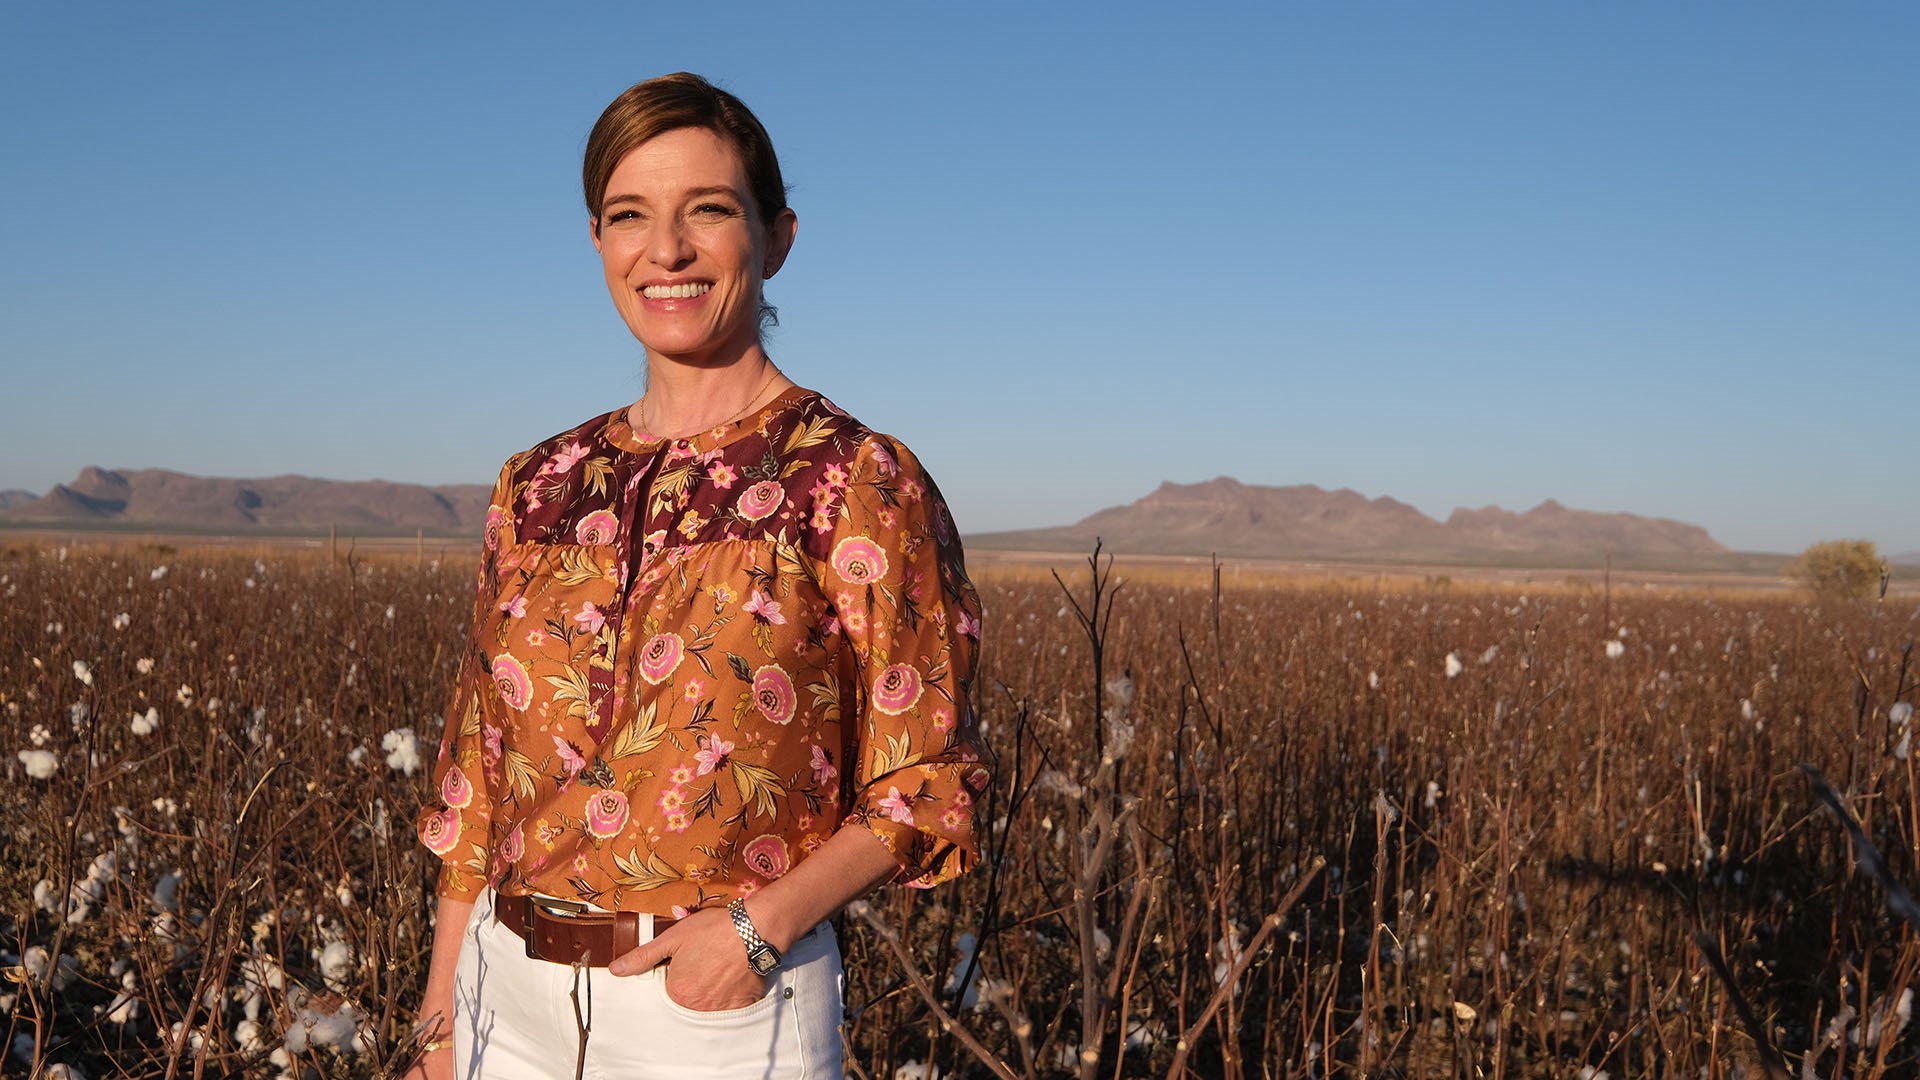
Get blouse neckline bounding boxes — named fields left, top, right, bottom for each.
left=604, top=385, right=819, bottom=457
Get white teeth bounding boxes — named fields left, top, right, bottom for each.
left=641, top=282, right=712, bottom=299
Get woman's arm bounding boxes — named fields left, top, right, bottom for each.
left=402, top=894, right=474, bottom=1079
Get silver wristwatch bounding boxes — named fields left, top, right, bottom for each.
left=727, top=897, right=782, bottom=975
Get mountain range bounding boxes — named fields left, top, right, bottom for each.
left=5, top=467, right=1906, bottom=570
left=0, top=467, right=490, bottom=536
left=968, top=477, right=1783, bottom=570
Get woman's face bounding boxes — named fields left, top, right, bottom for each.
left=591, top=126, right=797, bottom=366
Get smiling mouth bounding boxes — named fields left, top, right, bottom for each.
left=642, top=283, right=712, bottom=299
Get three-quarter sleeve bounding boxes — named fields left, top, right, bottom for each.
left=826, top=434, right=989, bottom=888
left=416, top=463, right=517, bottom=900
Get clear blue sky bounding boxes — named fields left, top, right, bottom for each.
left=3, top=3, right=1915, bottom=555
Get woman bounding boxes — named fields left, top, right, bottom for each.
left=409, top=73, right=987, bottom=1079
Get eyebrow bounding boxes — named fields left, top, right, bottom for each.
left=601, top=186, right=745, bottom=212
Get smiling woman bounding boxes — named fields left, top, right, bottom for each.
left=405, top=73, right=989, bottom=1080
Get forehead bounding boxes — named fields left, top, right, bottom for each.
left=604, top=126, right=750, bottom=198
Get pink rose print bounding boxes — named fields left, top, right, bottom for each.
left=736, top=480, right=783, bottom=522
left=574, top=602, right=606, bottom=634
left=440, top=763, right=473, bottom=809
left=741, top=834, right=791, bottom=880
left=708, top=462, right=738, bottom=489
left=491, top=654, right=532, bottom=710
left=501, top=824, right=524, bottom=862
left=585, top=789, right=630, bottom=839
left=637, top=633, right=684, bottom=684
left=752, top=664, right=797, bottom=726
left=575, top=509, right=618, bottom=546
left=878, top=786, right=916, bottom=825
left=742, top=590, right=786, bottom=625
left=419, top=807, right=462, bottom=855
left=831, top=536, right=889, bottom=586
left=484, top=506, right=507, bottom=551
left=872, top=663, right=923, bottom=715
left=695, top=734, right=735, bottom=777
left=810, top=744, right=837, bottom=786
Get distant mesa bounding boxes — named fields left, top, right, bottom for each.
left=0, top=467, right=491, bottom=537
left=969, top=476, right=1760, bottom=570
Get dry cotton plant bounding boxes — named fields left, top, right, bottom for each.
left=3, top=541, right=1918, bottom=1078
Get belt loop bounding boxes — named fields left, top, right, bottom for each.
left=614, top=910, right=638, bottom=960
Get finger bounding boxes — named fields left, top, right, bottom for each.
left=608, top=937, right=667, bottom=977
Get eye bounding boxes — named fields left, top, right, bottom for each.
left=603, top=209, right=643, bottom=227
left=692, top=202, right=740, bottom=219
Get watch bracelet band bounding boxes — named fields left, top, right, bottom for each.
left=727, top=897, right=780, bottom=964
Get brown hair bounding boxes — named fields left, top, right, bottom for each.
left=582, top=72, right=789, bottom=228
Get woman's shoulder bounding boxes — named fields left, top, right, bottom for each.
left=496, top=404, right=632, bottom=481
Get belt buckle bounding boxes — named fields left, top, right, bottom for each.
left=525, top=895, right=589, bottom=960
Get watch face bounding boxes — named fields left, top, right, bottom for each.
left=748, top=945, right=780, bottom=976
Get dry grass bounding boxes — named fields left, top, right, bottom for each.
left=3, top=541, right=1917, bottom=1077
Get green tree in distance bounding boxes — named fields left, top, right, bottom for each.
left=1786, top=539, right=1885, bottom=602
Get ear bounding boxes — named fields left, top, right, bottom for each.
left=589, top=213, right=603, bottom=254
left=762, top=208, right=798, bottom=279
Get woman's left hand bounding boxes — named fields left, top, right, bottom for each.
left=607, top=907, right=771, bottom=1011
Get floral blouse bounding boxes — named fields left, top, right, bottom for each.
left=416, top=387, right=988, bottom=914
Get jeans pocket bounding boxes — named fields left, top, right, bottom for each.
left=654, top=972, right=781, bottom=1025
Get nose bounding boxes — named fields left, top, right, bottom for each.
left=645, top=216, right=695, bottom=271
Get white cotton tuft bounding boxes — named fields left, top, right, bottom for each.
left=131, top=707, right=160, bottom=737
left=1444, top=653, right=1463, bottom=679
left=318, top=941, right=355, bottom=991
left=382, top=729, right=421, bottom=775
left=1604, top=640, right=1626, bottom=660
left=18, top=749, right=59, bottom=780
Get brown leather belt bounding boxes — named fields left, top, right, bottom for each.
left=493, top=894, right=677, bottom=967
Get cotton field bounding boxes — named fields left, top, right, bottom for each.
left=2, top=542, right=1917, bottom=1078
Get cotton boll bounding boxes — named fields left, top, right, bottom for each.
left=72, top=661, right=94, bottom=687
left=98, top=992, right=141, bottom=1025
left=130, top=708, right=160, bottom=736
left=18, top=750, right=59, bottom=780
left=382, top=729, right=421, bottom=776
left=318, top=941, right=355, bottom=991
left=284, top=997, right=366, bottom=1055
left=1444, top=653, right=1463, bottom=678
left=152, top=870, right=182, bottom=913
left=135, top=657, right=155, bottom=675
left=1892, top=702, right=1914, bottom=727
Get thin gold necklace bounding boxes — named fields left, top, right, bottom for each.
left=637, top=366, right=782, bottom=440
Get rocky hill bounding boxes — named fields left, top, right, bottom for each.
left=0, top=467, right=491, bottom=536
left=971, top=477, right=1750, bottom=568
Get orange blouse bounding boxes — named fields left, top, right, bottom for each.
left=416, top=388, right=987, bottom=914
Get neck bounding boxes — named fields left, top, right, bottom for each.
left=635, top=347, right=790, bottom=439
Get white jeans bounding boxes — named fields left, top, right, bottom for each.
left=452, top=889, right=845, bottom=1079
